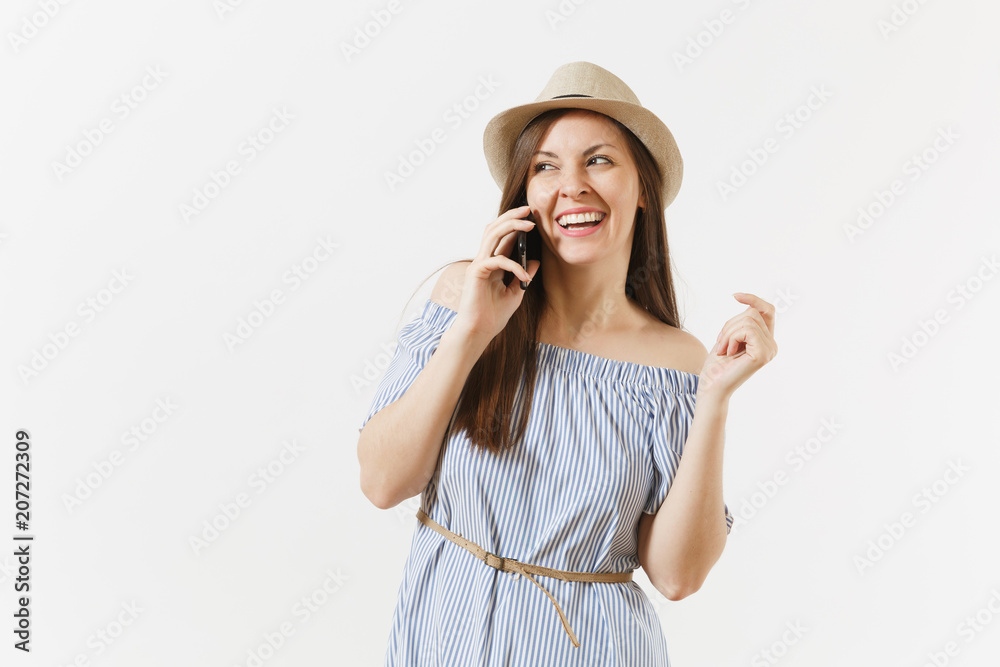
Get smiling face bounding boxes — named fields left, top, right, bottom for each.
left=525, top=109, right=646, bottom=265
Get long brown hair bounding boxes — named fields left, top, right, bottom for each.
left=401, top=108, right=683, bottom=456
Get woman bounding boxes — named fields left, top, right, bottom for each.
left=357, top=61, right=778, bottom=665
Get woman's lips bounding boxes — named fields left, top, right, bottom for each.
left=556, top=216, right=604, bottom=237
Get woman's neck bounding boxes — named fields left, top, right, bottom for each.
left=537, top=273, right=641, bottom=348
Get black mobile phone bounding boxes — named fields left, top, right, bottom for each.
left=517, top=213, right=531, bottom=290
left=505, top=205, right=534, bottom=290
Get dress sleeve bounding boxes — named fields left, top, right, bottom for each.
left=357, top=299, right=458, bottom=434
left=642, top=389, right=735, bottom=535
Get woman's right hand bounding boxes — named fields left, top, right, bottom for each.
left=453, top=204, right=541, bottom=343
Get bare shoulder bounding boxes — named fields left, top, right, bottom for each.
left=429, top=261, right=471, bottom=312
left=638, top=314, right=709, bottom=376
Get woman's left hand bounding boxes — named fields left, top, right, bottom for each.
left=697, top=292, right=778, bottom=403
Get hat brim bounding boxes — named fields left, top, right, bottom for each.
left=483, top=98, right=683, bottom=208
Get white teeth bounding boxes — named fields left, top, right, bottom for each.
left=557, top=211, right=605, bottom=227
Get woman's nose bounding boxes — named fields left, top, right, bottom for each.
left=557, top=165, right=589, bottom=198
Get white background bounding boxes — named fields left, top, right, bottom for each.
left=2, top=0, right=999, bottom=665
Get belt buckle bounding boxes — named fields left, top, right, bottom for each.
left=483, top=551, right=504, bottom=570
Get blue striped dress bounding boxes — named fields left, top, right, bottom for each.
left=359, top=297, right=733, bottom=666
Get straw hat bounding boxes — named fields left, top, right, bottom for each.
left=482, top=61, right=684, bottom=207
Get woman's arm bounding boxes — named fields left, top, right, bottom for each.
left=638, top=392, right=729, bottom=600
left=357, top=263, right=489, bottom=510
left=639, top=292, right=777, bottom=599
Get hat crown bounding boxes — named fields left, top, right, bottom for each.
left=534, top=61, right=641, bottom=106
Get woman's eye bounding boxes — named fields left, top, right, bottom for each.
left=534, top=156, right=610, bottom=171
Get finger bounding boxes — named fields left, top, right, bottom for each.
left=723, top=320, right=758, bottom=357
left=492, top=204, right=531, bottom=221
left=714, top=308, right=767, bottom=351
left=725, top=322, right=751, bottom=357
left=491, top=205, right=532, bottom=227
left=724, top=318, right=776, bottom=362
left=714, top=306, right=756, bottom=346
left=717, top=316, right=756, bottom=356
left=478, top=213, right=534, bottom=261
left=493, top=227, right=520, bottom=258
left=505, top=204, right=532, bottom=216
left=741, top=306, right=769, bottom=332
left=732, top=292, right=776, bottom=335
left=514, top=259, right=541, bottom=293
left=477, top=254, right=532, bottom=284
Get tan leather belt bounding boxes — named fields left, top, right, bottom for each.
left=416, top=508, right=634, bottom=648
